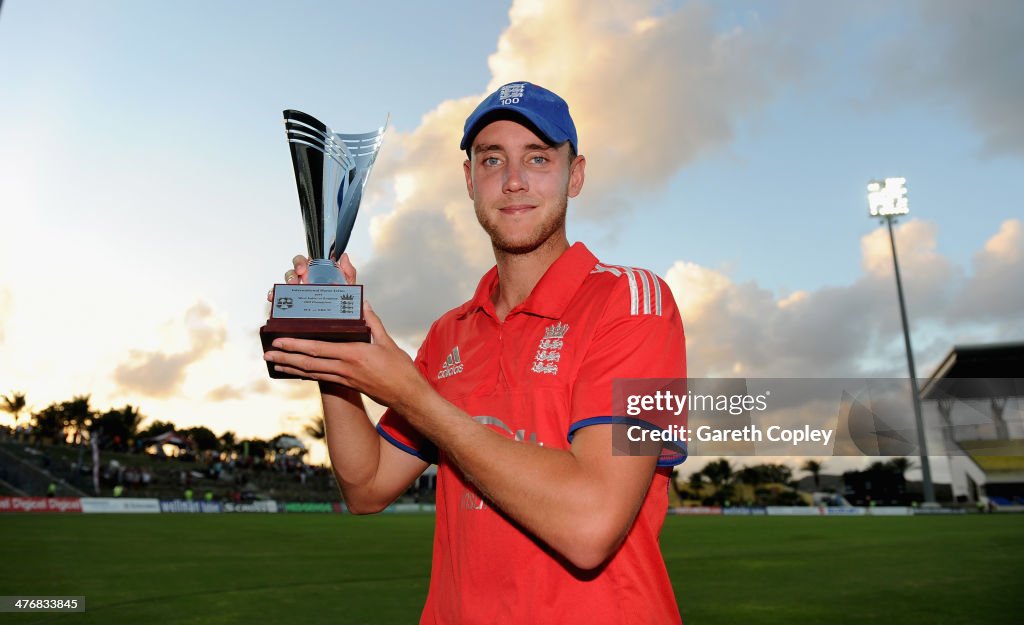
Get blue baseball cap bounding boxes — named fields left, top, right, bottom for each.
left=460, top=81, right=578, bottom=154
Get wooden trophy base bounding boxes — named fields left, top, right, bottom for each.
left=260, top=318, right=370, bottom=379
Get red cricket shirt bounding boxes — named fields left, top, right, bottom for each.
left=378, top=242, right=686, bottom=625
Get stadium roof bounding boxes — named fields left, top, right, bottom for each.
left=919, top=341, right=1024, bottom=401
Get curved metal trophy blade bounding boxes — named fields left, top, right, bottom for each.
left=331, top=119, right=388, bottom=261
left=283, top=110, right=387, bottom=285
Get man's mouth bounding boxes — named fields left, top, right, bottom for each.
left=499, top=204, right=536, bottom=215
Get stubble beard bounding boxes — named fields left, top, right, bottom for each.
left=476, top=194, right=568, bottom=256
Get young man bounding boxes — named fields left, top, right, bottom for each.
left=265, top=82, right=686, bottom=624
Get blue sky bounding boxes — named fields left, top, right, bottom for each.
left=1, top=0, right=1021, bottom=472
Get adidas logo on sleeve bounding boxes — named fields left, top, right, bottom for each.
left=437, top=346, right=465, bottom=379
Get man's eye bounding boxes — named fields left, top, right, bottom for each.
left=530, top=156, right=548, bottom=165
left=484, top=157, right=501, bottom=166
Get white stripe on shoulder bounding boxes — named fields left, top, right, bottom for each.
left=610, top=264, right=641, bottom=316
left=637, top=267, right=662, bottom=316
left=593, top=263, right=665, bottom=316
left=591, top=263, right=622, bottom=277
left=596, top=263, right=636, bottom=315
left=635, top=268, right=652, bottom=315
left=652, top=270, right=663, bottom=315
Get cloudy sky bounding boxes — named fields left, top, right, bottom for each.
left=1, top=0, right=1021, bottom=472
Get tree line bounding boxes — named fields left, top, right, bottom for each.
left=1, top=391, right=325, bottom=459
left=675, top=457, right=917, bottom=506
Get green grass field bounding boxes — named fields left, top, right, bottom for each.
left=2, top=514, right=1022, bottom=624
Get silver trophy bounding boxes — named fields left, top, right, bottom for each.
left=260, top=110, right=387, bottom=379
left=284, top=109, right=386, bottom=283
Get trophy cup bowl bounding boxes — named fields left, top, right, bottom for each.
left=260, top=110, right=386, bottom=379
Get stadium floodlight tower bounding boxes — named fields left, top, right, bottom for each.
left=867, top=177, right=935, bottom=504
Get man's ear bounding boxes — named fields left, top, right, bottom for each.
left=567, top=154, right=586, bottom=199
left=463, top=158, right=475, bottom=200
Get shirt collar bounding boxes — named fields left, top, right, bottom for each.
left=456, top=242, right=598, bottom=320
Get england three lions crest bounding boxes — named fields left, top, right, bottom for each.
left=532, top=322, right=569, bottom=375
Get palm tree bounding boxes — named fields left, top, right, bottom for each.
left=93, top=405, right=145, bottom=449
left=702, top=458, right=734, bottom=488
left=304, top=416, right=326, bottom=441
left=63, top=395, right=94, bottom=445
left=801, top=460, right=823, bottom=490
left=687, top=471, right=705, bottom=493
left=702, top=459, right=737, bottom=505
left=303, top=416, right=328, bottom=465
left=116, top=405, right=144, bottom=441
left=738, top=466, right=763, bottom=486
left=28, top=397, right=93, bottom=444
left=32, top=403, right=64, bottom=442
left=219, top=431, right=236, bottom=460
left=888, top=457, right=914, bottom=480
left=1, top=391, right=27, bottom=428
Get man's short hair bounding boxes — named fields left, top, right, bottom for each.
left=464, top=109, right=577, bottom=163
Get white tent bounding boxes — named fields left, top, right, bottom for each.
left=145, top=430, right=189, bottom=447
left=144, top=430, right=192, bottom=458
left=273, top=436, right=307, bottom=451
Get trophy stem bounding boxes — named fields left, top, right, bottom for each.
left=306, top=259, right=347, bottom=285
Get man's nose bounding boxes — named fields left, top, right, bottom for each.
left=503, top=161, right=528, bottom=193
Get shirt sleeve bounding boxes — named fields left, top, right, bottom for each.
left=567, top=273, right=687, bottom=466
left=376, top=329, right=439, bottom=464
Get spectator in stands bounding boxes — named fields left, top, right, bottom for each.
left=124, top=467, right=138, bottom=489
left=46, top=481, right=56, bottom=497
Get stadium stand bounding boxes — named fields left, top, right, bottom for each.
left=920, top=342, right=1024, bottom=508
left=0, top=437, right=346, bottom=503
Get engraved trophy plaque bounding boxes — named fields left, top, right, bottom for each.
left=260, top=110, right=386, bottom=379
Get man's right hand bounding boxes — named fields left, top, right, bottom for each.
left=262, top=251, right=424, bottom=514
left=266, top=253, right=358, bottom=302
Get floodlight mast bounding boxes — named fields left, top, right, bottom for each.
left=867, top=177, right=936, bottom=504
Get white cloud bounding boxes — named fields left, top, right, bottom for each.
left=249, top=379, right=271, bottom=395
left=666, top=219, right=1023, bottom=379
left=859, top=219, right=960, bottom=316
left=206, top=384, right=244, bottom=402
left=113, top=302, right=227, bottom=398
left=205, top=372, right=273, bottom=403
left=361, top=0, right=800, bottom=343
left=485, top=0, right=798, bottom=215
left=875, top=0, right=1024, bottom=155
left=951, top=219, right=1024, bottom=326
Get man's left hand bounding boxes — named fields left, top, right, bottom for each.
left=264, top=302, right=431, bottom=412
